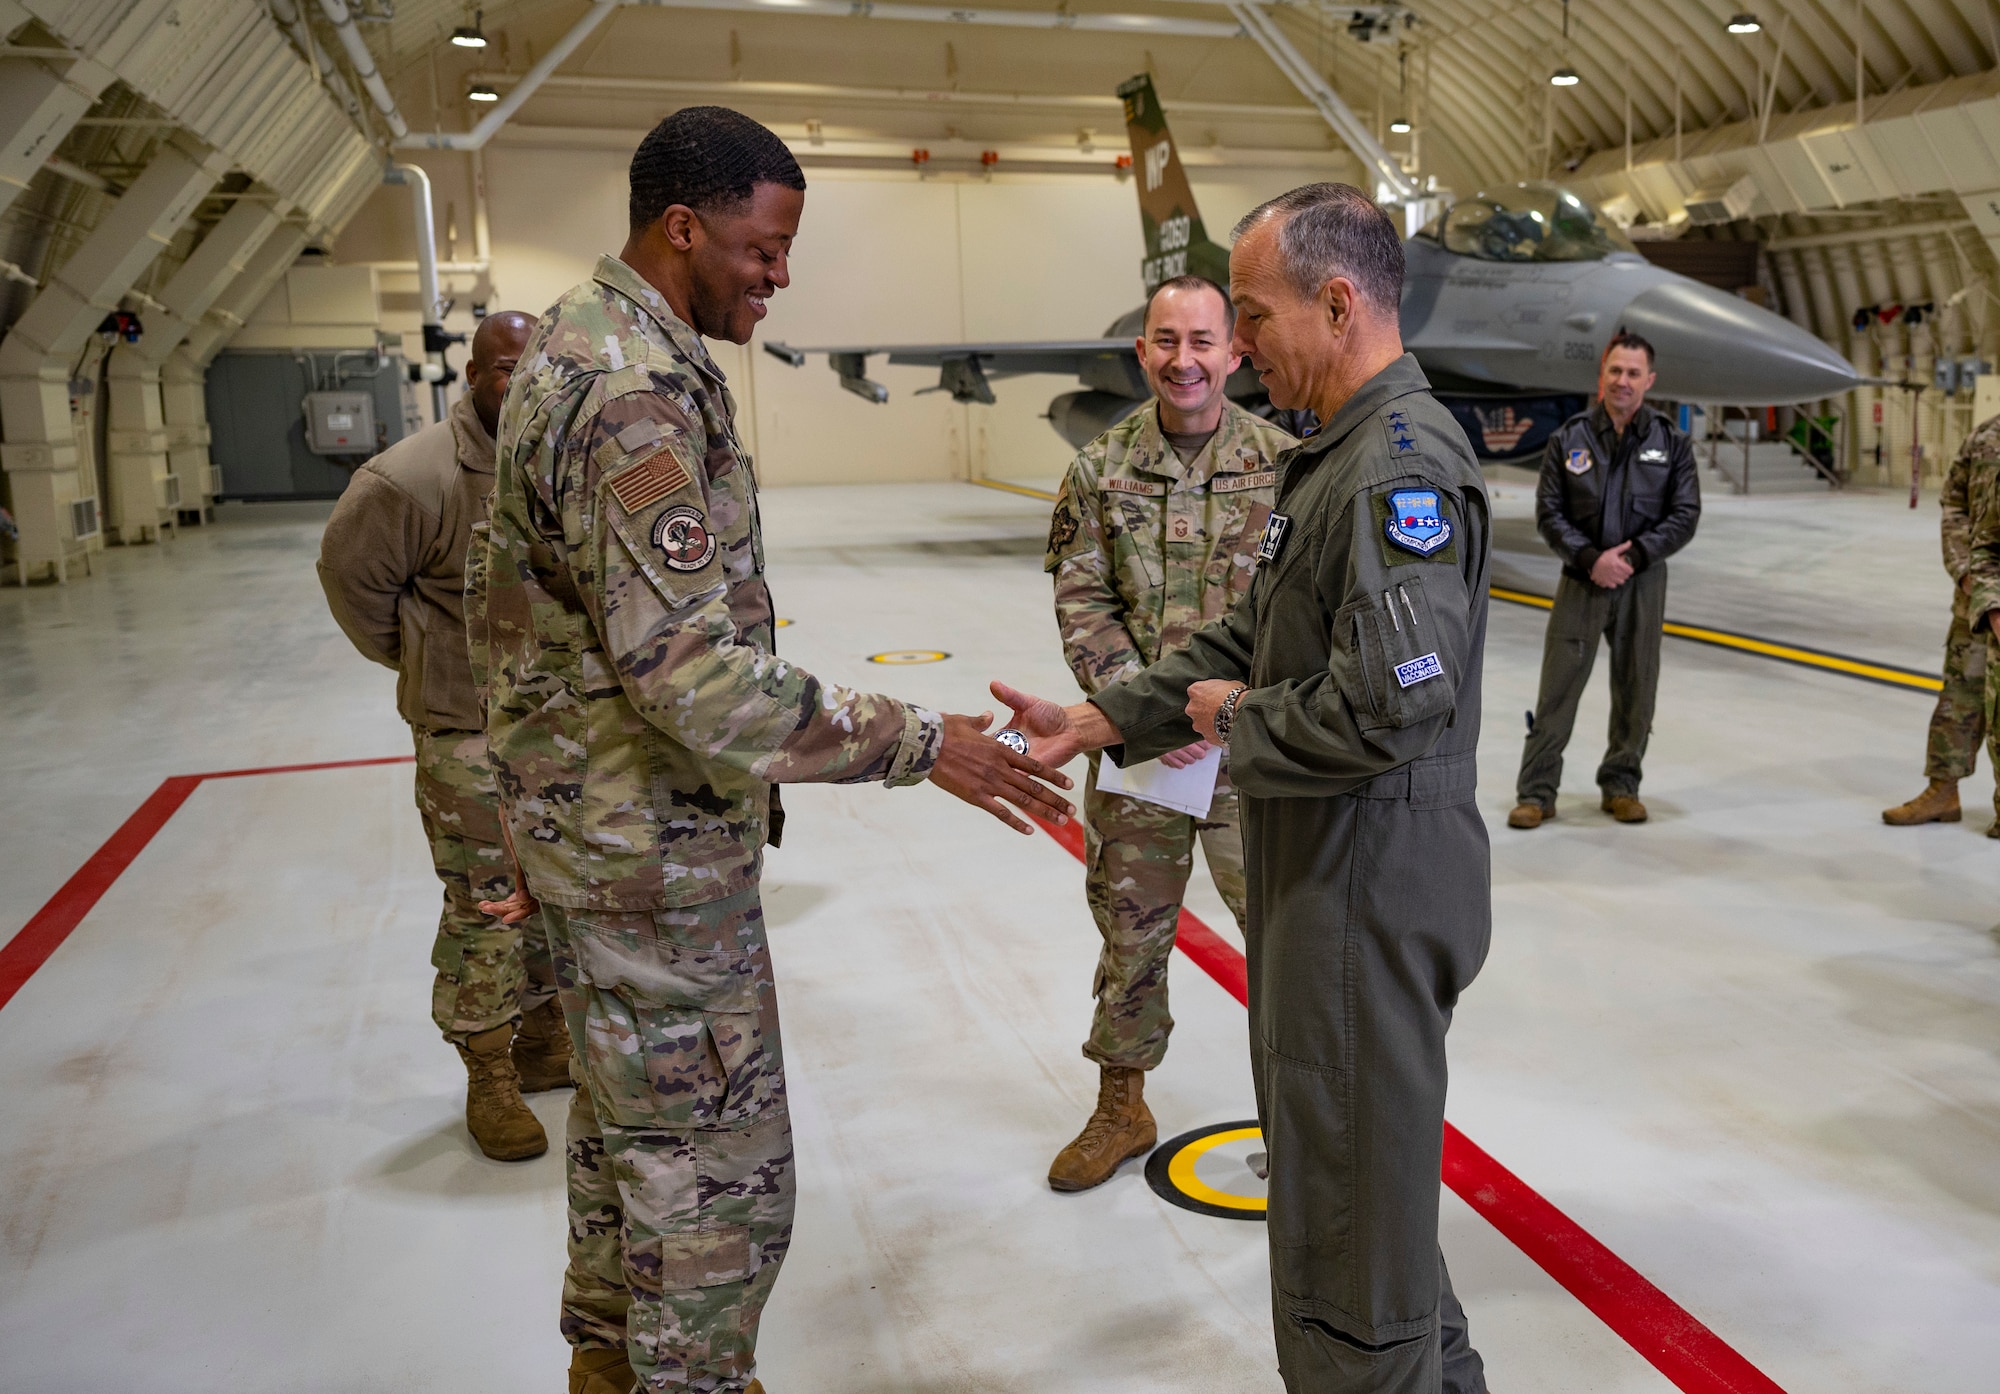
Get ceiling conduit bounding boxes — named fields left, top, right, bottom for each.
left=315, top=0, right=408, bottom=139
left=398, top=0, right=618, bottom=151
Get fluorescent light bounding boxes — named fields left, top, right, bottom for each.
left=467, top=84, right=499, bottom=102
left=450, top=26, right=485, bottom=46
left=1550, top=67, right=1579, bottom=86
left=1726, top=12, right=1760, bottom=33
left=1389, top=118, right=1412, bottom=133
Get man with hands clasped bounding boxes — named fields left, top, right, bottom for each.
left=1508, top=331, right=1700, bottom=830
left=996, top=183, right=1491, bottom=1394
left=1041, top=273, right=1293, bottom=1193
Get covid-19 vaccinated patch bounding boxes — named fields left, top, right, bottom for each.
left=1395, top=652, right=1444, bottom=688
left=652, top=504, right=717, bottom=571
left=1565, top=448, right=1593, bottom=475
left=1255, top=512, right=1291, bottom=564
left=1382, top=488, right=1452, bottom=557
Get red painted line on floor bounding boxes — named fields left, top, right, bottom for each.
left=0, top=756, right=416, bottom=1014
left=1030, top=812, right=1787, bottom=1394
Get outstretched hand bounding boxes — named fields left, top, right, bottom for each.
left=988, top=680, right=1125, bottom=773
left=927, top=710, right=1076, bottom=835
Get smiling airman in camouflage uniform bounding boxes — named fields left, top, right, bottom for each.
left=1887, top=414, right=2000, bottom=828
left=1042, top=288, right=1292, bottom=1190
left=1953, top=415, right=2000, bottom=837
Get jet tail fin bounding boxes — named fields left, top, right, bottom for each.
left=1118, top=73, right=1232, bottom=294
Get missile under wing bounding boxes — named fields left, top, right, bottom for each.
left=766, top=75, right=1863, bottom=457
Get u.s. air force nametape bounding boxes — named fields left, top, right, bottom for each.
left=1211, top=471, right=1277, bottom=493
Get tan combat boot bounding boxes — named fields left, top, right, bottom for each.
left=455, top=1024, right=548, bottom=1161
left=567, top=1345, right=633, bottom=1394
left=512, top=997, right=574, bottom=1093
left=1883, top=779, right=1961, bottom=826
left=1048, top=1066, right=1157, bottom=1193
left=1602, top=793, right=1648, bottom=824
left=1506, top=802, right=1551, bottom=829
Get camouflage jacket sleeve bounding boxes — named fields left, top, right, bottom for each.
left=1045, top=455, right=1146, bottom=695
left=1968, top=477, right=2000, bottom=633
left=1941, top=450, right=1972, bottom=584
left=463, top=518, right=492, bottom=709
left=575, top=381, right=942, bottom=785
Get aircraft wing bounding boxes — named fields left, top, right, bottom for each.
left=764, top=338, right=1141, bottom=404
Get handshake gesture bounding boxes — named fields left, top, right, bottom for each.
left=930, top=678, right=1248, bottom=834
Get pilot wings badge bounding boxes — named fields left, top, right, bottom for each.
left=1383, top=488, right=1451, bottom=557
left=1565, top=448, right=1592, bottom=475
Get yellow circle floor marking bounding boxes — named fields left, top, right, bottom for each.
left=868, top=650, right=950, bottom=665
left=1146, top=1120, right=1267, bottom=1220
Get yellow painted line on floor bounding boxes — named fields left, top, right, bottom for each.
left=969, top=478, right=1059, bottom=502
left=1490, top=586, right=1943, bottom=694
left=976, top=489, right=1943, bottom=696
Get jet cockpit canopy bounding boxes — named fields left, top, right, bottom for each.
left=1419, top=183, right=1636, bottom=263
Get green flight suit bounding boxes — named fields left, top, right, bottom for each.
left=1092, top=355, right=1492, bottom=1394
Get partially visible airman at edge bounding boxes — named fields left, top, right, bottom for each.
left=1041, top=272, right=1292, bottom=1192
left=1885, top=412, right=2000, bottom=832
left=474, top=106, right=1075, bottom=1394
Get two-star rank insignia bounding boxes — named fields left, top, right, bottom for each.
left=1384, top=408, right=1419, bottom=456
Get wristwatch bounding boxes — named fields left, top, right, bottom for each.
left=1212, top=684, right=1251, bottom=743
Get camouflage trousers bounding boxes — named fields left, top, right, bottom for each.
left=414, top=727, right=556, bottom=1042
left=1925, top=612, right=1988, bottom=783
left=545, top=887, right=794, bottom=1394
left=1082, top=752, right=1248, bottom=1072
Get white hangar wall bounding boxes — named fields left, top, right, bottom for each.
left=328, top=140, right=1351, bottom=488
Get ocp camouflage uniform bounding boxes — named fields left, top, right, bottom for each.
left=1045, top=399, right=1293, bottom=1069
left=485, top=254, right=944, bottom=1392
left=1927, top=434, right=2000, bottom=788
left=318, top=393, right=556, bottom=1046
left=1955, top=416, right=2000, bottom=812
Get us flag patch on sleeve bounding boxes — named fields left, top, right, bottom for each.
left=607, top=446, right=693, bottom=514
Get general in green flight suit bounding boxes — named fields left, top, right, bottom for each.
left=998, top=184, right=1490, bottom=1394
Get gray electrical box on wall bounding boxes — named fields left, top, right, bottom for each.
left=305, top=391, right=375, bottom=454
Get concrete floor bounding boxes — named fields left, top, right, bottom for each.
left=1, top=476, right=1995, bottom=1392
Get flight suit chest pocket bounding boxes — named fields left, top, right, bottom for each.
left=1339, top=573, right=1455, bottom=732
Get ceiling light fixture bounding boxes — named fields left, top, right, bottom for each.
left=450, top=9, right=486, bottom=46
left=1726, top=12, right=1761, bottom=34
left=1389, top=118, right=1412, bottom=133
left=1550, top=0, right=1580, bottom=87
left=467, top=83, right=499, bottom=102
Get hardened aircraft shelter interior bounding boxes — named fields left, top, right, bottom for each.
left=5, top=1, right=2000, bottom=1392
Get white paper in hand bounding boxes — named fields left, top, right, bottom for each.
left=1097, top=745, right=1222, bottom=818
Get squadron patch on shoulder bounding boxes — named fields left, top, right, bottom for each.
left=607, top=445, right=693, bottom=514
left=1383, top=408, right=1419, bottom=456
left=1047, top=500, right=1080, bottom=553
left=1565, top=448, right=1593, bottom=475
left=1382, top=488, right=1452, bottom=557
left=652, top=504, right=717, bottom=571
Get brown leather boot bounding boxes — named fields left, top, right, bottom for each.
left=1506, top=802, right=1550, bottom=829
left=1048, top=1066, right=1156, bottom=1193
left=1883, top=778, right=1961, bottom=825
left=567, top=1345, right=633, bottom=1394
left=511, top=997, right=574, bottom=1093
left=1601, top=793, right=1649, bottom=823
left=455, top=1024, right=548, bottom=1161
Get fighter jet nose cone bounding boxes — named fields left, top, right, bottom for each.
left=1617, top=280, right=1860, bottom=405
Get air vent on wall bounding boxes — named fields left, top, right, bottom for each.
left=69, top=497, right=99, bottom=540
left=162, top=474, right=181, bottom=509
